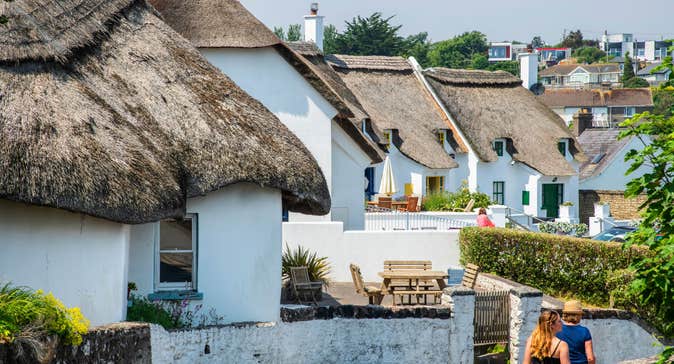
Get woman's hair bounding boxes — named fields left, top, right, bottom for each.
left=562, top=312, right=582, bottom=324
left=478, top=208, right=487, bottom=215
left=530, top=310, right=560, bottom=359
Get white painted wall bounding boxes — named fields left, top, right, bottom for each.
left=201, top=47, right=336, bottom=223
left=129, top=183, right=283, bottom=324
left=584, top=319, right=663, bottom=363
left=371, top=142, right=452, bottom=199
left=282, top=222, right=461, bottom=282
left=580, top=137, right=650, bottom=191
left=331, top=122, right=372, bottom=230
left=0, top=200, right=130, bottom=326
left=151, top=318, right=454, bottom=364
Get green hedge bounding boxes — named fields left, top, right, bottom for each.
left=459, top=227, right=649, bottom=305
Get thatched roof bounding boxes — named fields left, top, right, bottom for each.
left=149, top=3, right=382, bottom=164
left=0, top=0, right=330, bottom=224
left=147, top=0, right=280, bottom=48
left=538, top=88, right=654, bottom=108
left=424, top=68, right=586, bottom=176
left=327, top=55, right=460, bottom=169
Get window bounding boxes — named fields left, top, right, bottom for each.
left=426, top=176, right=445, bottom=195
left=156, top=215, right=197, bottom=291
left=383, top=131, right=391, bottom=150
left=557, top=141, right=565, bottom=156
left=493, top=140, right=504, bottom=157
left=438, top=131, right=445, bottom=145
left=492, top=181, right=505, bottom=205
left=624, top=107, right=635, bottom=117
left=521, top=190, right=530, bottom=206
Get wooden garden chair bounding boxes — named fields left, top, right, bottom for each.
left=377, top=196, right=392, bottom=210
left=450, top=198, right=475, bottom=212
left=461, top=263, right=480, bottom=289
left=349, top=263, right=383, bottom=305
left=398, top=196, right=419, bottom=212
left=290, top=266, right=323, bottom=305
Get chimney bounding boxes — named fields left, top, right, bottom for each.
left=572, top=109, right=593, bottom=136
left=519, top=53, right=538, bottom=90
left=304, top=3, right=324, bottom=51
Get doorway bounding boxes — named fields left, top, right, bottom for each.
left=542, top=183, right=563, bottom=218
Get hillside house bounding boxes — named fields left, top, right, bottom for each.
left=540, top=64, right=621, bottom=89
left=0, top=0, right=329, bottom=326
left=538, top=88, right=654, bottom=127
left=419, top=68, right=586, bottom=218
left=150, top=0, right=382, bottom=230
left=637, top=62, right=671, bottom=86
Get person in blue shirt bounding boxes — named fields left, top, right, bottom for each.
left=556, top=300, right=596, bottom=364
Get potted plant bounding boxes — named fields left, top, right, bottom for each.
left=594, top=201, right=610, bottom=218
left=559, top=201, right=575, bottom=219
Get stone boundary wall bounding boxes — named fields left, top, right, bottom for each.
left=0, top=323, right=151, bottom=364
left=280, top=304, right=451, bottom=322
left=579, top=189, right=646, bottom=224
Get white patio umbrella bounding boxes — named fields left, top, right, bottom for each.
left=378, top=156, right=397, bottom=196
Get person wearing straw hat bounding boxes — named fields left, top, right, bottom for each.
left=556, top=300, right=596, bottom=364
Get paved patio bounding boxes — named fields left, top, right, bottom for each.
left=282, top=282, right=444, bottom=306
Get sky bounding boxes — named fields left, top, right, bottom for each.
left=238, top=0, right=674, bottom=45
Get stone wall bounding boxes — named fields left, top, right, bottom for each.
left=151, top=305, right=460, bottom=364
left=0, top=323, right=151, bottom=364
left=579, top=189, right=646, bottom=224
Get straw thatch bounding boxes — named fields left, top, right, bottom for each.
left=148, top=3, right=383, bottom=164
left=327, top=55, right=459, bottom=170
left=0, top=0, right=330, bottom=224
left=424, top=68, right=586, bottom=176
left=147, top=0, right=280, bottom=48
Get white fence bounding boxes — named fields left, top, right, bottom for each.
left=364, top=210, right=477, bottom=231
left=282, top=222, right=461, bottom=282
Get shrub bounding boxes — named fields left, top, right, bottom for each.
left=0, top=283, right=89, bottom=361
left=126, top=296, right=223, bottom=329
left=421, top=183, right=493, bottom=211
left=538, top=221, right=589, bottom=237
left=282, top=244, right=331, bottom=286
left=459, top=227, right=649, bottom=305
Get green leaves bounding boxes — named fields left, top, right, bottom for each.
left=282, top=244, right=331, bottom=286
left=332, top=13, right=404, bottom=56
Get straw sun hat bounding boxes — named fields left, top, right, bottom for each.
left=563, top=300, right=583, bottom=314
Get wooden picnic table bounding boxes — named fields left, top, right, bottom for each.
left=378, top=270, right=448, bottom=305
left=391, top=201, right=408, bottom=209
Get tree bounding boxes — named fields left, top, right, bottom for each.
left=572, top=46, right=606, bottom=64
left=332, top=13, right=404, bottom=56
left=560, top=29, right=584, bottom=49
left=620, top=113, right=674, bottom=348
left=427, top=31, right=488, bottom=69
left=323, top=24, right=339, bottom=55
left=653, top=88, right=674, bottom=117
left=623, top=77, right=650, bottom=88
left=487, top=60, right=520, bottom=77
left=622, top=52, right=636, bottom=82
left=470, top=54, right=489, bottom=70
left=531, top=36, right=545, bottom=49
left=401, top=32, right=432, bottom=67
left=273, top=24, right=302, bottom=42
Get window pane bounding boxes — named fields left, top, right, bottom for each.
left=160, top=219, right=192, bottom=250
left=160, top=253, right=193, bottom=283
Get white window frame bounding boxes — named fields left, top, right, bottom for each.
left=154, top=214, right=198, bottom=291
left=624, top=107, right=635, bottom=117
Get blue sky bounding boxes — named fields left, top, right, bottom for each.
left=239, top=0, right=674, bottom=45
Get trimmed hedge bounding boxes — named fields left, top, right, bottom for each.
left=459, top=227, right=649, bottom=305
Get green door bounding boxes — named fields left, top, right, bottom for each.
left=542, top=184, right=563, bottom=218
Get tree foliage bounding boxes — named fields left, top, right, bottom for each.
left=620, top=112, right=674, bottom=338
left=531, top=36, right=545, bottom=49
left=622, top=52, right=636, bottom=82
left=323, top=24, right=339, bottom=55
left=653, top=87, right=674, bottom=117
left=572, top=46, right=606, bottom=64
left=401, top=32, right=432, bottom=67
left=427, top=31, right=488, bottom=69
left=560, top=29, right=584, bottom=49
left=332, top=13, right=404, bottom=56
left=273, top=24, right=302, bottom=42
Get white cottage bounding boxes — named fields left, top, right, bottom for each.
left=149, top=0, right=383, bottom=230
left=420, top=68, right=587, bottom=218
left=323, top=55, right=462, bottom=198
left=0, top=0, right=329, bottom=326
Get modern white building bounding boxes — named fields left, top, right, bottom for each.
left=0, top=0, right=329, bottom=326
left=600, top=32, right=672, bottom=61
left=150, top=0, right=383, bottom=231
left=418, top=67, right=586, bottom=218
left=539, top=63, right=622, bottom=89
left=488, top=42, right=529, bottom=62
left=323, top=55, right=462, bottom=198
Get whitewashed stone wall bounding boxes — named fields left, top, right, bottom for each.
left=584, top=319, right=663, bottom=363
left=151, top=319, right=453, bottom=363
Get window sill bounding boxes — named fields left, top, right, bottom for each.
left=148, top=291, right=203, bottom=301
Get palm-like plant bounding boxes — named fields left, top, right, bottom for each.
left=281, top=244, right=331, bottom=286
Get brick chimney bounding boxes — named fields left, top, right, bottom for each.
left=304, top=3, right=324, bottom=51
left=572, top=109, right=593, bottom=136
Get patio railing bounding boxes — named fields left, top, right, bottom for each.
left=365, top=206, right=476, bottom=231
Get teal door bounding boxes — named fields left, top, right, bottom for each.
left=542, top=184, right=563, bottom=218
